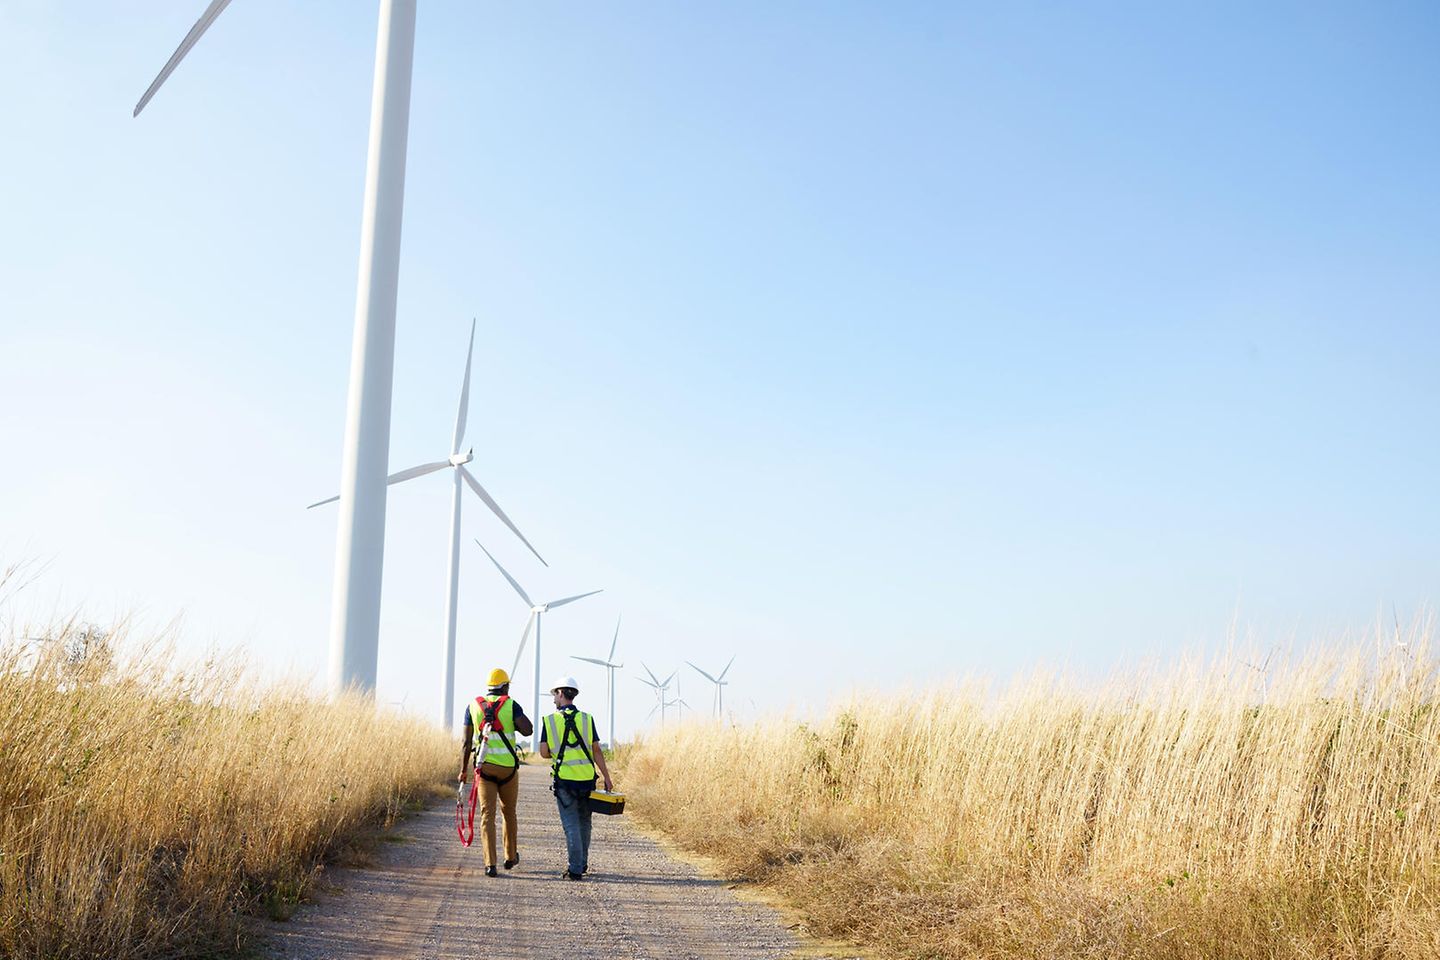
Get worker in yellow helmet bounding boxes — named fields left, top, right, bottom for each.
left=538, top=675, right=614, bottom=880
left=459, top=667, right=534, bottom=877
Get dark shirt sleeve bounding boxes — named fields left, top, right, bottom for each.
left=538, top=720, right=548, bottom=745
left=511, top=702, right=534, bottom=737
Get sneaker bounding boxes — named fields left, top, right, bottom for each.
left=503, top=856, right=519, bottom=870
left=484, top=866, right=498, bottom=878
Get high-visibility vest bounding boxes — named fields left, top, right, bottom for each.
left=470, top=695, right=519, bottom=768
left=545, top=708, right=597, bottom=783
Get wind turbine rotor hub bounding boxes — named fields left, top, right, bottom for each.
left=448, top=451, right=473, bottom=466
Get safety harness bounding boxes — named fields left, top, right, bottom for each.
left=550, top=709, right=596, bottom=791
left=475, top=694, right=520, bottom=787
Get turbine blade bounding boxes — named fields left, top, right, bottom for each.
left=645, top=703, right=660, bottom=721
left=641, top=662, right=661, bottom=686
left=459, top=466, right=547, bottom=567
left=572, top=656, right=609, bottom=666
left=388, top=460, right=452, bottom=485
left=305, top=459, right=448, bottom=510
left=510, top=612, right=536, bottom=677
left=474, top=539, right=533, bottom=607
left=687, top=661, right=720, bottom=684
left=133, top=0, right=235, bottom=117
left=544, top=589, right=603, bottom=610
left=717, top=654, right=736, bottom=681
left=451, top=318, right=476, bottom=454
left=661, top=671, right=676, bottom=688
left=637, top=677, right=659, bottom=690
left=609, top=615, right=621, bottom=662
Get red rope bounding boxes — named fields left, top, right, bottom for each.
left=456, top=780, right=478, bottom=847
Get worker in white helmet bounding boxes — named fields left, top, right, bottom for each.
left=538, top=675, right=614, bottom=880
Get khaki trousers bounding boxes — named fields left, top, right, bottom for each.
left=477, top=762, right=520, bottom=867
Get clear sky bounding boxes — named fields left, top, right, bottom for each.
left=2, top=2, right=1437, bottom=737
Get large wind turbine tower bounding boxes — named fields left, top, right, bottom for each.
left=135, top=0, right=421, bottom=699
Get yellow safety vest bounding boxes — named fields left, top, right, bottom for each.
left=470, top=696, right=520, bottom=768
left=545, top=708, right=597, bottom=783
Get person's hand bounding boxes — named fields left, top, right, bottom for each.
left=603, top=776, right=614, bottom=792
left=458, top=769, right=468, bottom=784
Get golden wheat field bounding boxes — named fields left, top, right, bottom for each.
left=622, top=633, right=1440, bottom=960
left=0, top=626, right=453, bottom=960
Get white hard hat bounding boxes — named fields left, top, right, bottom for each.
left=551, top=675, right=581, bottom=694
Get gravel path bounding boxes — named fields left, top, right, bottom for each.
left=261, top=766, right=799, bottom=959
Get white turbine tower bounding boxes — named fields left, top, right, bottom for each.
left=136, top=0, right=422, bottom=699
left=687, top=655, right=736, bottom=719
left=637, top=663, right=675, bottom=729
left=308, top=320, right=547, bottom=729
left=475, top=541, right=602, bottom=748
left=571, top=616, right=623, bottom=748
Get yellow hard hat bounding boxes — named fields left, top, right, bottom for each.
left=487, top=668, right=510, bottom=687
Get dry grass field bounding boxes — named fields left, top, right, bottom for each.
left=623, top=635, right=1440, bottom=959
left=0, top=625, right=453, bottom=960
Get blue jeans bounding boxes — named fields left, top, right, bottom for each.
left=554, top=786, right=592, bottom=874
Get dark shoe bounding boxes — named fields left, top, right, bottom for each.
left=484, top=866, right=498, bottom=878
left=503, top=856, right=519, bottom=870
left=562, top=870, right=584, bottom=881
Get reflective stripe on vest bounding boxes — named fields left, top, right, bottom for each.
left=472, top=696, right=519, bottom=767
left=545, top=709, right=596, bottom=781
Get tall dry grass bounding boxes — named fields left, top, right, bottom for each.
left=623, top=635, right=1440, bottom=959
left=0, top=625, right=453, bottom=960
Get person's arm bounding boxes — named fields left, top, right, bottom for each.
left=511, top=702, right=534, bottom=737
left=459, top=718, right=473, bottom=782
left=537, top=718, right=552, bottom=759
left=592, top=739, right=613, bottom=792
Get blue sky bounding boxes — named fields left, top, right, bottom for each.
left=2, top=2, right=1437, bottom=735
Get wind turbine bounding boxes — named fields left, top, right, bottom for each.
left=571, top=616, right=624, bottom=747
left=687, top=655, right=736, bottom=719
left=672, top=673, right=693, bottom=721
left=307, top=320, right=546, bottom=730
left=135, top=0, right=422, bottom=699
left=475, top=541, right=602, bottom=748
left=637, top=663, right=675, bottom=728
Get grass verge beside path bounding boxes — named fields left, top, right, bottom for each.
left=0, top=631, right=453, bottom=960
left=618, top=640, right=1440, bottom=959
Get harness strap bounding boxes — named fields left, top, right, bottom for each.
left=552, top=710, right=595, bottom=776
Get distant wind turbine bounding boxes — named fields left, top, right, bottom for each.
left=673, top=672, right=693, bottom=720
left=638, top=663, right=676, bottom=728
left=308, top=320, right=546, bottom=729
left=135, top=0, right=424, bottom=699
left=571, top=616, right=624, bottom=747
left=687, top=655, right=736, bottom=718
left=475, top=540, right=601, bottom=747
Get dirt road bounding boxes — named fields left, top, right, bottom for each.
left=262, top=766, right=799, bottom=959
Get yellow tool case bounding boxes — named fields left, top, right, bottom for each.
left=589, top=790, right=626, bottom=815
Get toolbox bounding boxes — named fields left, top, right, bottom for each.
left=588, top=789, right=626, bottom=815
